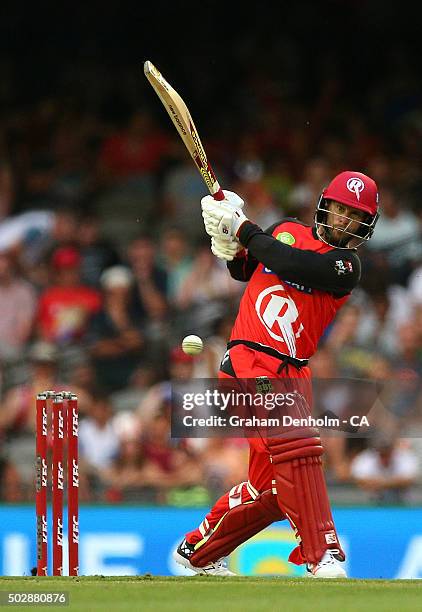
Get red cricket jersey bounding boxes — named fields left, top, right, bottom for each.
left=37, top=285, right=102, bottom=343
left=230, top=221, right=350, bottom=360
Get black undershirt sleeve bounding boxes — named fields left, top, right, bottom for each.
left=226, top=249, right=259, bottom=281
left=237, top=221, right=361, bottom=296
left=226, top=222, right=281, bottom=281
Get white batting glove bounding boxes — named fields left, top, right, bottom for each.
left=211, top=236, right=243, bottom=261
left=201, top=190, right=249, bottom=240
left=209, top=190, right=245, bottom=211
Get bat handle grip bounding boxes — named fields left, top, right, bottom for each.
left=213, top=188, right=225, bottom=201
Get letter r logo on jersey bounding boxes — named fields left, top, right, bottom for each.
left=255, top=284, right=303, bottom=357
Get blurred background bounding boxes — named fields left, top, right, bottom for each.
left=1, top=0, right=422, bottom=577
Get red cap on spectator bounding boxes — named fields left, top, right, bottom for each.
left=51, top=246, right=81, bottom=269
left=170, top=346, right=194, bottom=363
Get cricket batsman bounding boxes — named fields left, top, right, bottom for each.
left=174, top=171, right=380, bottom=577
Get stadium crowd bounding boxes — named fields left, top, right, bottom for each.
left=1, top=16, right=422, bottom=507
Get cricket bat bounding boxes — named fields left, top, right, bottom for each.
left=144, top=60, right=225, bottom=201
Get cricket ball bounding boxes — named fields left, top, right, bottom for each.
left=182, top=335, right=203, bottom=356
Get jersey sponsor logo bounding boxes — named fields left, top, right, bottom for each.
left=284, top=280, right=313, bottom=294
left=255, top=376, right=273, bottom=394
left=346, top=177, right=365, bottom=201
left=334, top=259, right=353, bottom=275
left=276, top=231, right=296, bottom=245
left=255, top=284, right=304, bottom=357
left=261, top=270, right=312, bottom=293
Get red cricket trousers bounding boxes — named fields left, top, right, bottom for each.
left=185, top=343, right=311, bottom=545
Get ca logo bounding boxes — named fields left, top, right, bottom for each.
left=255, top=284, right=303, bottom=356
left=346, top=177, right=365, bottom=201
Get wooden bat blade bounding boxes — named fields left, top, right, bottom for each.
left=144, top=60, right=224, bottom=200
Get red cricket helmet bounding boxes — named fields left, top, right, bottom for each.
left=315, top=170, right=380, bottom=248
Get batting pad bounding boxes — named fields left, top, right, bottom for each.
left=190, top=490, right=284, bottom=567
left=268, top=437, right=344, bottom=565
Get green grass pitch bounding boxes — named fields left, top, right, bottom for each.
left=0, top=576, right=421, bottom=612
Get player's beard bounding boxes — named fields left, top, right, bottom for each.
left=324, top=226, right=352, bottom=248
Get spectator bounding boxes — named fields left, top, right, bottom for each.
left=288, top=157, right=332, bottom=224
left=0, top=208, right=78, bottom=269
left=353, top=288, right=412, bottom=358
left=142, top=411, right=204, bottom=501
left=79, top=395, right=121, bottom=489
left=234, top=178, right=281, bottom=231
left=36, top=246, right=102, bottom=345
left=110, top=364, right=159, bottom=413
left=137, top=346, right=194, bottom=428
left=262, top=156, right=294, bottom=211
left=0, top=341, right=62, bottom=437
left=0, top=340, right=92, bottom=435
left=126, top=235, right=169, bottom=363
left=310, top=347, right=353, bottom=482
left=366, top=185, right=422, bottom=285
left=88, top=265, right=144, bottom=392
left=175, top=242, right=243, bottom=338
left=97, top=109, right=171, bottom=183
left=20, top=153, right=58, bottom=210
left=65, top=356, right=98, bottom=399
left=101, top=404, right=203, bottom=503
left=157, top=226, right=193, bottom=304
left=231, top=135, right=281, bottom=229
left=77, top=212, right=121, bottom=288
left=161, top=146, right=217, bottom=242
left=350, top=437, right=419, bottom=503
left=325, top=304, right=375, bottom=377
left=0, top=251, right=37, bottom=361
left=381, top=322, right=422, bottom=420
left=192, top=311, right=237, bottom=378
left=201, top=438, right=249, bottom=500
left=101, top=435, right=158, bottom=502
left=406, top=262, right=422, bottom=309
left=126, top=234, right=168, bottom=321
